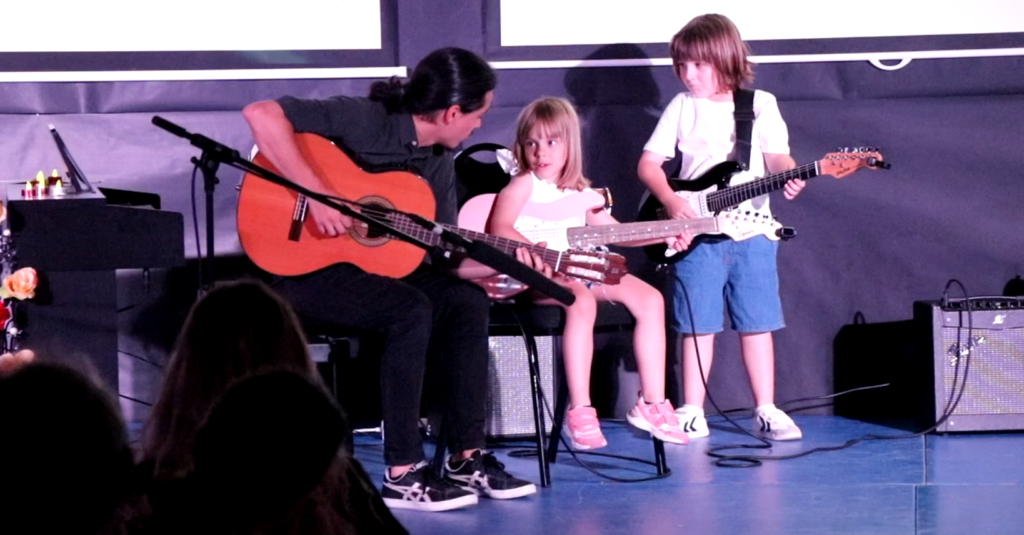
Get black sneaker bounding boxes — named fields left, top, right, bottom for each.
left=444, top=451, right=537, bottom=500
left=381, top=462, right=478, bottom=512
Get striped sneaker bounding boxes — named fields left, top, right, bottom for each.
left=674, top=404, right=710, bottom=439
left=381, top=461, right=478, bottom=512
left=752, top=405, right=803, bottom=441
left=444, top=451, right=537, bottom=500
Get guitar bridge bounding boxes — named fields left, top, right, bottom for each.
left=289, top=195, right=309, bottom=241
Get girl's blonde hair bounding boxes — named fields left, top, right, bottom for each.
left=513, top=97, right=590, bottom=191
left=669, top=14, right=754, bottom=92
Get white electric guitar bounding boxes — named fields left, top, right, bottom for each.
left=459, top=190, right=784, bottom=298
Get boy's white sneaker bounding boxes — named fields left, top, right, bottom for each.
left=752, top=405, right=802, bottom=441
left=674, top=404, right=710, bottom=439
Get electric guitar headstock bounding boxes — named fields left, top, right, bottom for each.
left=819, top=147, right=890, bottom=179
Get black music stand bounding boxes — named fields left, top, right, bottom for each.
left=48, top=124, right=95, bottom=194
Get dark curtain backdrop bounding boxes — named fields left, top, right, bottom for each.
left=2, top=0, right=1021, bottom=422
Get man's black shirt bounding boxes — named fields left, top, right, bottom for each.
left=277, top=95, right=458, bottom=225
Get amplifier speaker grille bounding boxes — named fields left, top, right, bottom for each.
left=916, top=301, right=1024, bottom=432
left=485, top=335, right=557, bottom=440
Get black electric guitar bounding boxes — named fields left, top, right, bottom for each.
left=637, top=149, right=889, bottom=263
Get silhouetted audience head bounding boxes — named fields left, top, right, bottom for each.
left=138, top=279, right=407, bottom=534
left=146, top=370, right=351, bottom=534
left=144, top=279, right=320, bottom=479
left=0, top=362, right=133, bottom=534
left=194, top=370, right=347, bottom=516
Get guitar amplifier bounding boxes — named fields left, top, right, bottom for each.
left=915, top=300, right=1024, bottom=433
left=486, top=335, right=558, bottom=440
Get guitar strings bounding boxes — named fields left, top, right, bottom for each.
left=352, top=205, right=683, bottom=248
left=706, top=163, right=816, bottom=210
left=705, top=151, right=878, bottom=209
left=349, top=206, right=567, bottom=264
left=347, top=203, right=716, bottom=251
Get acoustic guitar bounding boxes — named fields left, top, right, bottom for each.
left=236, top=134, right=627, bottom=288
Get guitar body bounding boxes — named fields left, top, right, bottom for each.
left=459, top=189, right=607, bottom=251
left=237, top=134, right=436, bottom=277
left=458, top=190, right=625, bottom=300
left=637, top=160, right=745, bottom=263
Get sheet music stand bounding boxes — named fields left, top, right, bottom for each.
left=48, top=124, right=95, bottom=194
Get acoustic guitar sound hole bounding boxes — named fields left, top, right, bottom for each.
left=349, top=195, right=395, bottom=247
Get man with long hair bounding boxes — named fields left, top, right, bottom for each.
left=243, top=48, right=537, bottom=512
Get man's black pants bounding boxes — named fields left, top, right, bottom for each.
left=274, top=263, right=489, bottom=466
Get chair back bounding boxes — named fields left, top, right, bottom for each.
left=454, top=143, right=514, bottom=208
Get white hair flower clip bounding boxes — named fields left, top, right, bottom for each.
left=495, top=148, right=520, bottom=176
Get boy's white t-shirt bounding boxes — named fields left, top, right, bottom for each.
left=643, top=90, right=790, bottom=215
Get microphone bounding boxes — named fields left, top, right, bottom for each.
left=152, top=116, right=240, bottom=160
left=151, top=116, right=189, bottom=139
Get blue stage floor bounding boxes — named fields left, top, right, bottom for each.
left=352, top=416, right=1024, bottom=535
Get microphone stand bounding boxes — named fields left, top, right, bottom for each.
left=151, top=116, right=575, bottom=306
left=153, top=116, right=236, bottom=291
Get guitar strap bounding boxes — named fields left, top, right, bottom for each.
left=733, top=88, right=755, bottom=171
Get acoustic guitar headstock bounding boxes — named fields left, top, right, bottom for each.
left=560, top=250, right=628, bottom=286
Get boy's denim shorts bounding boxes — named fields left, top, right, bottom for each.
left=670, top=235, right=785, bottom=335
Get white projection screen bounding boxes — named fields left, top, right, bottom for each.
left=0, top=1, right=381, bottom=52
left=500, top=1, right=1024, bottom=48
left=0, top=0, right=388, bottom=80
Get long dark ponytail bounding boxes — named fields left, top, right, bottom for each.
left=370, top=47, right=496, bottom=115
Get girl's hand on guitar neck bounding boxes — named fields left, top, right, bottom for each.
left=309, top=198, right=354, bottom=237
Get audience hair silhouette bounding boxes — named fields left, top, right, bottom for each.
left=0, top=361, right=134, bottom=535
left=137, top=279, right=406, bottom=535
left=144, top=279, right=319, bottom=480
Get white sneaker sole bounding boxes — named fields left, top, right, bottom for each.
left=483, top=483, right=538, bottom=500
left=446, top=478, right=538, bottom=500
left=383, top=493, right=478, bottom=512
left=626, top=411, right=689, bottom=445
left=563, top=425, right=607, bottom=450
left=567, top=436, right=607, bottom=450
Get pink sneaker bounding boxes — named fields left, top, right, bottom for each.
left=565, top=406, right=607, bottom=450
left=626, top=395, right=690, bottom=445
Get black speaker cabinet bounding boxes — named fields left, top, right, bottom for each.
left=915, top=300, right=1024, bottom=433
left=834, top=318, right=922, bottom=424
